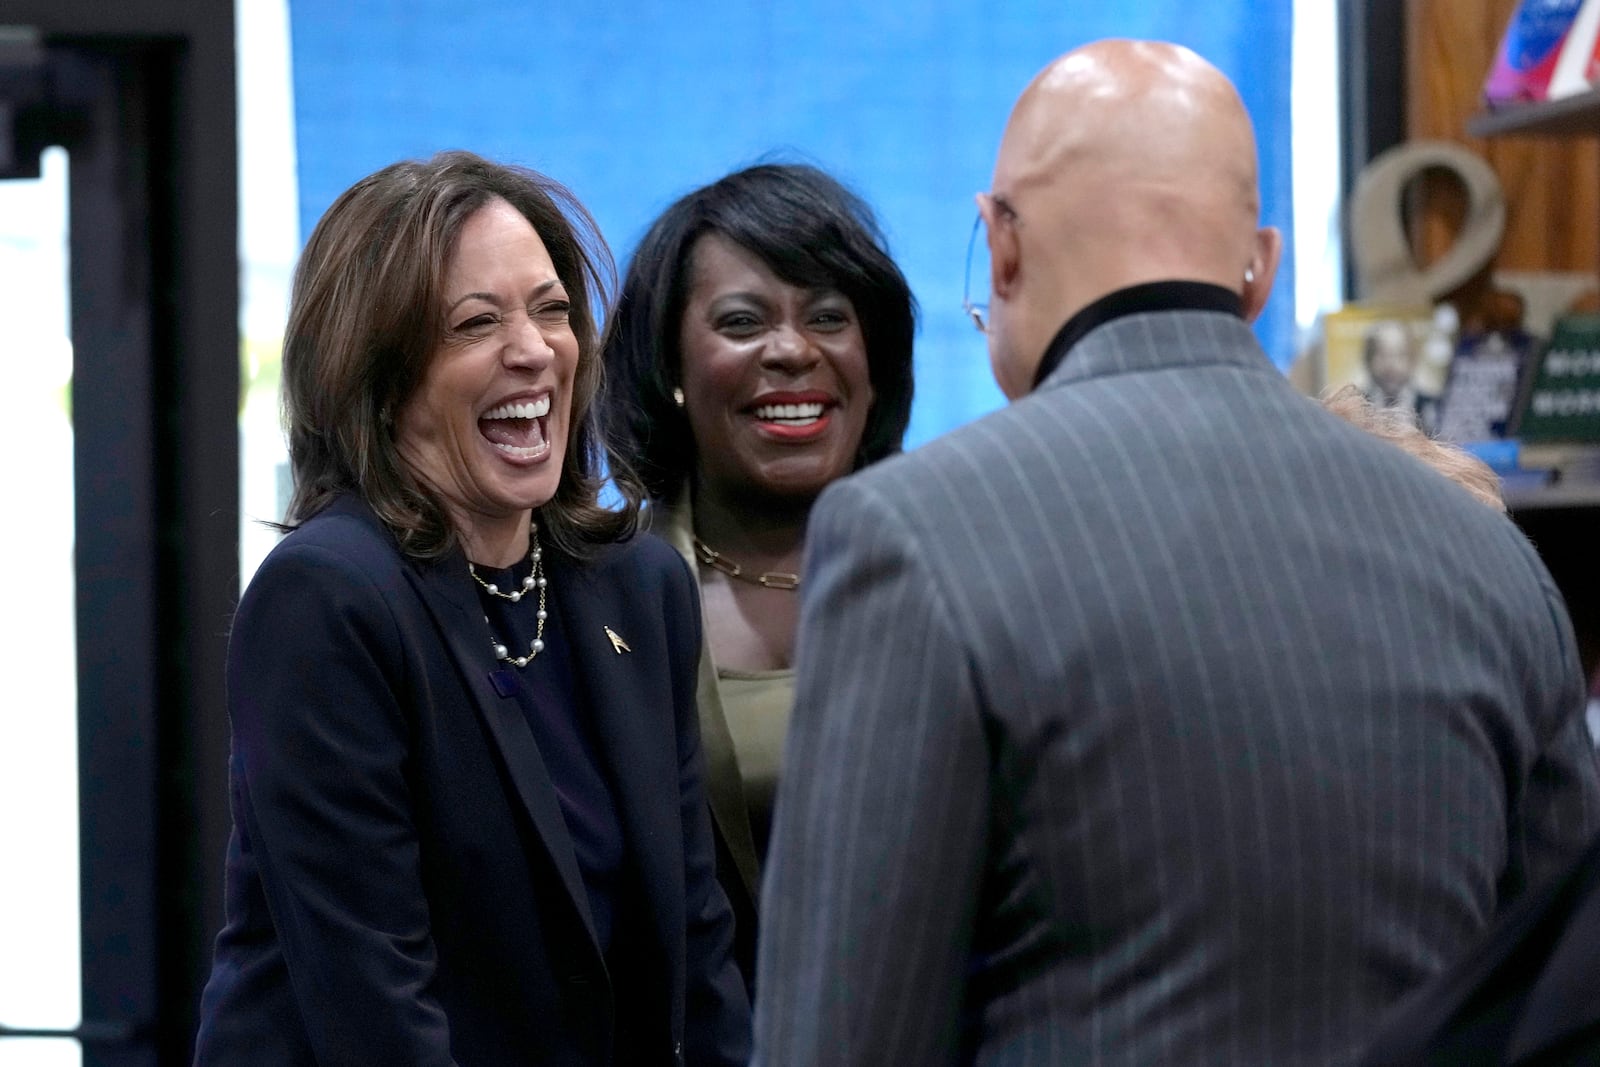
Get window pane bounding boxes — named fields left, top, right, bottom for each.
left=0, top=145, right=82, bottom=1043
left=1292, top=0, right=1346, bottom=336
left=238, top=0, right=299, bottom=586
left=0, top=1038, right=81, bottom=1067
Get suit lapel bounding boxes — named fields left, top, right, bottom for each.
left=554, top=550, right=685, bottom=985
left=406, top=549, right=601, bottom=954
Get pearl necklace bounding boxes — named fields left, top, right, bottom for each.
left=471, top=521, right=548, bottom=669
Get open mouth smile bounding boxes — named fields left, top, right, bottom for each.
left=479, top=395, right=552, bottom=459
left=745, top=393, right=837, bottom=441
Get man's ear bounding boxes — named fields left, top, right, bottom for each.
left=979, top=193, right=1022, bottom=300
left=1240, top=225, right=1282, bottom=323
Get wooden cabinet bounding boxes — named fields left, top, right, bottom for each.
left=1407, top=0, right=1599, bottom=277
left=1407, top=0, right=1600, bottom=676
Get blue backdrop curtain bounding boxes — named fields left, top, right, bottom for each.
left=288, top=1, right=1293, bottom=447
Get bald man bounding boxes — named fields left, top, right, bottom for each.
left=753, top=40, right=1600, bottom=1066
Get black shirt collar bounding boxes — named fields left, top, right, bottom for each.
left=1032, top=280, right=1244, bottom=390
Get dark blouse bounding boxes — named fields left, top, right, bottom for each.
left=475, top=554, right=659, bottom=1057
left=476, top=557, right=626, bottom=954
left=476, top=553, right=646, bottom=935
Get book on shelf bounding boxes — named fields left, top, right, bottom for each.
left=1516, top=442, right=1600, bottom=469
left=1484, top=0, right=1600, bottom=108
left=1511, top=313, right=1600, bottom=444
left=1482, top=314, right=1600, bottom=501
left=1435, top=329, right=1539, bottom=445
left=1551, top=0, right=1600, bottom=97
left=1320, top=303, right=1441, bottom=424
left=1508, top=442, right=1600, bottom=493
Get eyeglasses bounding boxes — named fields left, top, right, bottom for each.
left=961, top=194, right=1019, bottom=334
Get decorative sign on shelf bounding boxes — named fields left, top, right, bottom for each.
left=1348, top=141, right=1504, bottom=307
left=1513, top=313, right=1600, bottom=443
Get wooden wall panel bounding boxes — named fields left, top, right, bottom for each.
left=1406, top=0, right=1599, bottom=288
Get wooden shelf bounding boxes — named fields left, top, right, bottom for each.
left=1467, top=88, right=1600, bottom=138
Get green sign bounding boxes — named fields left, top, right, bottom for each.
left=1514, top=313, right=1600, bottom=443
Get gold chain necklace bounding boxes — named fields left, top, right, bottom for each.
left=692, top=535, right=800, bottom=591
left=471, top=521, right=548, bottom=668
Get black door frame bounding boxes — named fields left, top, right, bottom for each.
left=1339, top=0, right=1408, bottom=291
left=0, top=3, right=236, bottom=1065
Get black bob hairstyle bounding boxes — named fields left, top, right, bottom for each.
left=599, top=162, right=917, bottom=505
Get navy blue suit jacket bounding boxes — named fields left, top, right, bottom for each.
left=194, top=495, right=749, bottom=1066
left=1362, top=829, right=1600, bottom=1066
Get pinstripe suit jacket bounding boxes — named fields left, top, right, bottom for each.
left=753, top=309, right=1600, bottom=1066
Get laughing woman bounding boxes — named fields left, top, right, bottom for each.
left=599, top=164, right=916, bottom=986
left=194, top=152, right=749, bottom=1066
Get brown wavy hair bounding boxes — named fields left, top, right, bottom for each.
left=281, top=150, right=638, bottom=559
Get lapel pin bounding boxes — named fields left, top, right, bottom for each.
left=605, top=626, right=632, bottom=654
left=487, top=668, right=521, bottom=698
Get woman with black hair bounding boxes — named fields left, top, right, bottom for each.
left=599, top=163, right=916, bottom=987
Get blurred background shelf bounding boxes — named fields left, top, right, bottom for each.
left=1503, top=479, right=1600, bottom=510
left=1467, top=88, right=1600, bottom=138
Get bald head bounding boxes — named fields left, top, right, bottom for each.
left=998, top=41, right=1261, bottom=222
left=981, top=40, right=1281, bottom=398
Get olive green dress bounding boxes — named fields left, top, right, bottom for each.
left=713, top=667, right=794, bottom=861
left=656, top=497, right=794, bottom=989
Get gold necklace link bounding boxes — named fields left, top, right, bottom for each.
left=692, top=536, right=801, bottom=591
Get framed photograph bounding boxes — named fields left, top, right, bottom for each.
left=1322, top=303, right=1439, bottom=425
